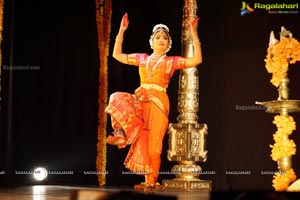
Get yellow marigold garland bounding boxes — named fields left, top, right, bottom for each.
left=0, top=0, right=3, bottom=111
left=264, top=28, right=300, bottom=191
left=273, top=168, right=297, bottom=191
left=95, top=0, right=112, bottom=187
left=270, top=115, right=296, bottom=161
left=265, top=37, right=300, bottom=87
left=270, top=115, right=297, bottom=191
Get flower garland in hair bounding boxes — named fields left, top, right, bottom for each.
left=265, top=33, right=300, bottom=87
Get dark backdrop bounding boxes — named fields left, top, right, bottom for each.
left=1, top=0, right=300, bottom=191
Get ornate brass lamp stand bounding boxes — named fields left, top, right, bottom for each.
left=162, top=0, right=212, bottom=191
left=256, top=27, right=300, bottom=191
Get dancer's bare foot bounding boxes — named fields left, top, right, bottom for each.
left=106, top=129, right=126, bottom=147
left=144, top=184, right=156, bottom=195
left=106, top=135, right=126, bottom=145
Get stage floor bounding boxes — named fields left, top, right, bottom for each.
left=0, top=185, right=210, bottom=200
left=3, top=185, right=300, bottom=200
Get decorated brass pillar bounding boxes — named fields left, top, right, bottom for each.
left=162, top=0, right=212, bottom=191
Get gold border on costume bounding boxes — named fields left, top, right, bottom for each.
left=95, top=0, right=112, bottom=187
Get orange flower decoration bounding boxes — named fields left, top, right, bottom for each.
left=270, top=115, right=297, bottom=191
left=264, top=28, right=300, bottom=191
left=265, top=37, right=300, bottom=87
left=273, top=168, right=297, bottom=191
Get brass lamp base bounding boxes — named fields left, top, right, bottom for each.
left=256, top=100, right=300, bottom=113
left=162, top=179, right=212, bottom=191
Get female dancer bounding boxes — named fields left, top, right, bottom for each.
left=106, top=13, right=202, bottom=193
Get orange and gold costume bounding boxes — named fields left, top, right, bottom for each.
left=105, top=53, right=187, bottom=185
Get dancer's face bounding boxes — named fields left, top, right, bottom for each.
left=152, top=31, right=170, bottom=53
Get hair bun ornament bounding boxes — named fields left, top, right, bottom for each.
left=152, top=24, right=169, bottom=33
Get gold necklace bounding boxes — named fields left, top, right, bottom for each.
left=151, top=54, right=165, bottom=60
left=146, top=54, right=166, bottom=79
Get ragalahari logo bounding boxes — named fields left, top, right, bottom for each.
left=240, top=2, right=298, bottom=15
left=240, top=2, right=254, bottom=16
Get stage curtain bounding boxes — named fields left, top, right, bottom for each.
left=0, top=0, right=3, bottom=112
left=95, top=0, right=112, bottom=187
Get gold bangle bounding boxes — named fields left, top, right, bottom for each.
left=115, top=37, right=123, bottom=43
left=193, top=39, right=201, bottom=44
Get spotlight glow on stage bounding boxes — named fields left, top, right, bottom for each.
left=33, top=167, right=48, bottom=181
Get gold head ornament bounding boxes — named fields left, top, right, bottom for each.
left=149, top=24, right=172, bottom=52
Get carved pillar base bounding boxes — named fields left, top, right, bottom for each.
left=162, top=123, right=212, bottom=191
left=162, top=179, right=212, bottom=191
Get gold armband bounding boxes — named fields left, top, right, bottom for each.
left=193, top=39, right=201, bottom=44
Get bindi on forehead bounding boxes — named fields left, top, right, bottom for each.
left=154, top=31, right=169, bottom=39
